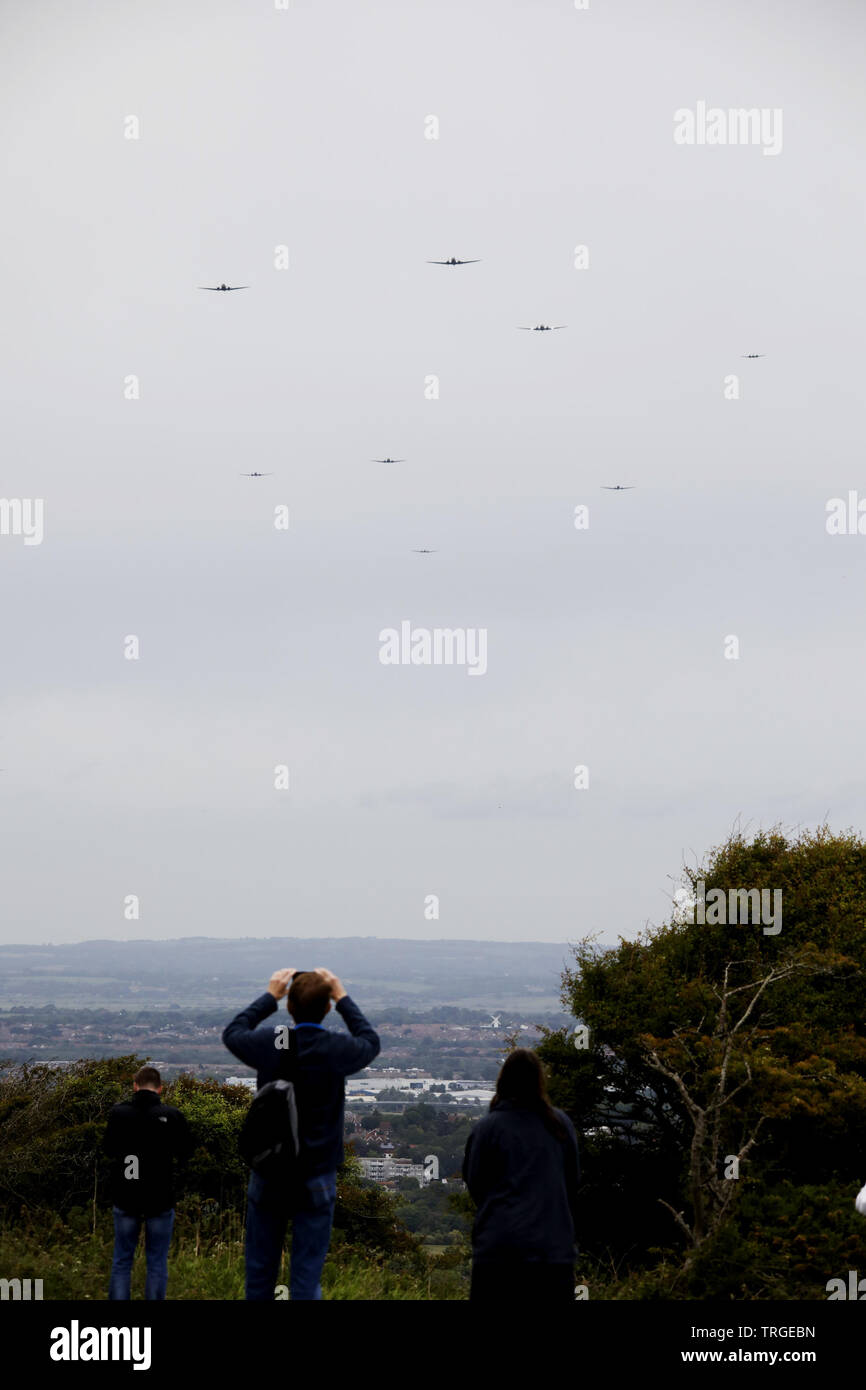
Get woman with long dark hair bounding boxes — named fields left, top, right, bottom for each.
left=462, top=1048, right=580, bottom=1302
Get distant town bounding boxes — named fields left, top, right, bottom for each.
left=0, top=1006, right=564, bottom=1194
left=0, top=937, right=571, bottom=1207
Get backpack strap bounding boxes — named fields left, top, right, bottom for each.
left=275, top=1025, right=296, bottom=1081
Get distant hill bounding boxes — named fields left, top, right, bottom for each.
left=0, top=937, right=571, bottom=1012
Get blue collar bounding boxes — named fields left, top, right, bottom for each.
left=294, top=1022, right=324, bottom=1030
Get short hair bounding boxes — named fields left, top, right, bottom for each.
left=133, top=1065, right=161, bottom=1089
left=288, top=972, right=331, bottom=1024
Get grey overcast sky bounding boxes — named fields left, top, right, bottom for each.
left=2, top=0, right=865, bottom=946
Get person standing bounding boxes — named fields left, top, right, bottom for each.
left=462, top=1048, right=580, bottom=1302
left=104, top=1065, right=192, bottom=1300
left=222, top=966, right=380, bottom=1300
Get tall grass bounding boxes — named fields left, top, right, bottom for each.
left=0, top=1209, right=468, bottom=1301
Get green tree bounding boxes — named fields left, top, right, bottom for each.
left=538, top=827, right=866, bottom=1297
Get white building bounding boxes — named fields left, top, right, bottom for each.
left=358, top=1155, right=426, bottom=1187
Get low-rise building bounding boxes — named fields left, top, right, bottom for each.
left=358, top=1155, right=427, bottom=1187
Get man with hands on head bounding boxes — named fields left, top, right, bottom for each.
left=222, top=965, right=380, bottom=1300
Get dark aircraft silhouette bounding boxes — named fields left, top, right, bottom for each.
left=240, top=471, right=273, bottom=477
left=412, top=548, right=437, bottom=553
left=741, top=353, right=765, bottom=358
left=199, top=283, right=249, bottom=292
left=372, top=457, right=405, bottom=463
left=602, top=485, right=634, bottom=491
left=427, top=257, right=480, bottom=266
left=517, top=324, right=566, bottom=331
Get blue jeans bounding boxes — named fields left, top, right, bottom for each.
left=109, top=1207, right=175, bottom=1300
left=245, top=1170, right=337, bottom=1300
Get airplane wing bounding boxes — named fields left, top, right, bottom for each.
left=551, top=325, right=567, bottom=329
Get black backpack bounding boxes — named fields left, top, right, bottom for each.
left=238, top=1029, right=301, bottom=1181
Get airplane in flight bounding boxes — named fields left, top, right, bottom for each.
left=741, top=353, right=765, bottom=358
left=372, top=457, right=405, bottom=463
left=427, top=257, right=480, bottom=265
left=240, top=471, right=273, bottom=477
left=602, top=485, right=634, bottom=491
left=517, top=324, right=566, bottom=331
left=199, top=283, right=249, bottom=292
left=412, top=548, right=437, bottom=554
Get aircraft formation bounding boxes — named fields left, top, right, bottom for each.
left=205, top=268, right=764, bottom=499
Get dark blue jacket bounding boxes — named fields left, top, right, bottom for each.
left=462, top=1100, right=580, bottom=1264
left=222, top=993, right=380, bottom=1178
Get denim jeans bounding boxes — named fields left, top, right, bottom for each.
left=109, top=1207, right=175, bottom=1300
left=245, top=1170, right=337, bottom=1300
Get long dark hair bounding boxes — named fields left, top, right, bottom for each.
left=490, top=1048, right=566, bottom=1140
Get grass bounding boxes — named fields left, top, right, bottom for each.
left=0, top=1212, right=469, bottom=1301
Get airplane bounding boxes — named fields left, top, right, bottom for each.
left=517, top=324, right=566, bottom=331
left=741, top=353, right=765, bottom=358
left=602, top=485, right=634, bottom=491
left=427, top=257, right=480, bottom=265
left=412, top=548, right=437, bottom=554
left=240, top=471, right=273, bottom=477
left=372, top=457, right=405, bottom=463
left=199, top=283, right=249, bottom=292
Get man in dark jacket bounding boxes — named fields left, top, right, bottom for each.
left=222, top=965, right=380, bottom=1300
left=103, top=1065, right=192, bottom=1300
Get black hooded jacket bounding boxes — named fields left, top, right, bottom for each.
left=104, top=1090, right=193, bottom=1217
